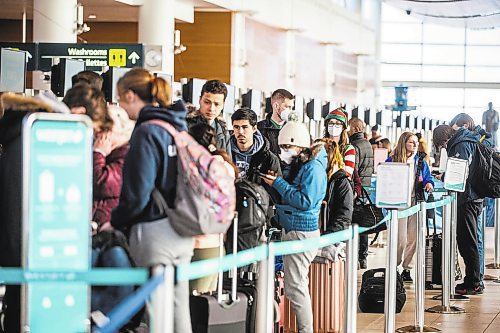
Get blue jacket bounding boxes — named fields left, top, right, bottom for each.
left=446, top=125, right=493, bottom=204
left=111, top=101, right=188, bottom=229
left=272, top=146, right=328, bottom=232
left=385, top=153, right=434, bottom=188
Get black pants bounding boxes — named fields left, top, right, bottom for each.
left=456, top=200, right=483, bottom=287
left=359, top=234, right=368, bottom=261
left=2, top=285, right=20, bottom=333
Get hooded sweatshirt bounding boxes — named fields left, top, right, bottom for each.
left=231, top=130, right=265, bottom=178
left=446, top=125, right=493, bottom=204
left=111, top=100, right=188, bottom=229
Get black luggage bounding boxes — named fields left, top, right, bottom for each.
left=223, top=276, right=258, bottom=333
left=226, top=179, right=270, bottom=254
left=190, top=214, right=249, bottom=333
left=425, top=209, right=462, bottom=290
left=425, top=211, right=442, bottom=289
left=358, top=268, right=406, bottom=313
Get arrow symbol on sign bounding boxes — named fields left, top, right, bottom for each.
left=25, top=51, right=32, bottom=63
left=128, top=51, right=140, bottom=64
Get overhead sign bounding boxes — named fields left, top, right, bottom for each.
left=22, top=113, right=93, bottom=333
left=0, top=43, right=143, bottom=71
left=38, top=43, right=143, bottom=71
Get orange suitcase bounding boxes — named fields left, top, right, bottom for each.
left=283, top=260, right=345, bottom=333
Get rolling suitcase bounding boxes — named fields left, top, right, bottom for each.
left=425, top=214, right=442, bottom=289
left=190, top=214, right=249, bottom=333
left=425, top=213, right=462, bottom=290
left=283, top=260, right=345, bottom=333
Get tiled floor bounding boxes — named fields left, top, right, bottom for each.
left=358, top=228, right=500, bottom=333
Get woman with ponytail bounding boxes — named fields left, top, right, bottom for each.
left=110, top=68, right=193, bottom=332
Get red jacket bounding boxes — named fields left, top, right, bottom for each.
left=93, top=144, right=129, bottom=225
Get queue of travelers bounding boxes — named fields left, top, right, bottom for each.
left=0, top=66, right=494, bottom=333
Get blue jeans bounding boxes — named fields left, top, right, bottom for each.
left=91, top=246, right=135, bottom=314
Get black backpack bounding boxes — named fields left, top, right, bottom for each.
left=358, top=268, right=406, bottom=313
left=226, top=179, right=270, bottom=253
left=469, top=138, right=500, bottom=198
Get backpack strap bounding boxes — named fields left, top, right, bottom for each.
left=144, top=119, right=178, bottom=138
left=480, top=134, right=486, bottom=143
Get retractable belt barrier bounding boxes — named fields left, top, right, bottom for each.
left=0, top=193, right=455, bottom=333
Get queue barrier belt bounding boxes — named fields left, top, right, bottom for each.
left=0, top=195, right=455, bottom=332
left=0, top=196, right=454, bottom=284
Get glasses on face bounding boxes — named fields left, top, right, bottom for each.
left=329, top=121, right=343, bottom=127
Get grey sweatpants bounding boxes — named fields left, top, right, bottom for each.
left=129, top=218, right=194, bottom=333
left=282, top=229, right=320, bottom=333
left=397, top=211, right=417, bottom=270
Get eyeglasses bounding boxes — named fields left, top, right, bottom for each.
left=329, top=121, right=343, bottom=126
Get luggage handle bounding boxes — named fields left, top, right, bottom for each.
left=217, top=212, right=239, bottom=304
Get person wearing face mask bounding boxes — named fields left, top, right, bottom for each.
left=386, top=132, right=434, bottom=283
left=257, top=89, right=295, bottom=156
left=261, top=121, right=327, bottom=333
left=323, top=108, right=356, bottom=178
left=319, top=138, right=354, bottom=234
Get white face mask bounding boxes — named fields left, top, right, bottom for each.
left=328, top=124, right=343, bottom=137
left=279, top=148, right=298, bottom=164
left=280, top=109, right=291, bottom=122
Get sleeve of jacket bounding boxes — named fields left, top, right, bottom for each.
left=224, top=132, right=232, bottom=160
left=326, top=178, right=353, bottom=233
left=421, top=160, right=435, bottom=187
left=93, top=151, right=125, bottom=199
left=272, top=160, right=327, bottom=210
left=111, top=125, right=163, bottom=228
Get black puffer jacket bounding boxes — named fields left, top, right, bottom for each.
left=257, top=113, right=281, bottom=157
left=0, top=94, right=56, bottom=267
left=325, top=169, right=353, bottom=233
left=349, top=132, right=374, bottom=187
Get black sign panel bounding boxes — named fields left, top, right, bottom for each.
left=0, top=43, right=143, bottom=71
left=0, top=42, right=38, bottom=71
left=38, top=43, right=143, bottom=71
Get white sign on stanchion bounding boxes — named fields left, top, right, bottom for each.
left=376, top=162, right=412, bottom=333
left=443, top=157, right=468, bottom=192
left=376, top=162, right=412, bottom=209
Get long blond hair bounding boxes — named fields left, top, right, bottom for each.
left=391, top=132, right=417, bottom=163
left=318, top=138, right=345, bottom=179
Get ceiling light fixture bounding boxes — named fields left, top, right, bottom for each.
left=88, top=14, right=97, bottom=19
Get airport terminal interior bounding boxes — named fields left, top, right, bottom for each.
left=2, top=0, right=500, bottom=332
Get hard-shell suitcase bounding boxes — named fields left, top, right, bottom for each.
left=190, top=214, right=249, bottom=333
left=425, top=216, right=462, bottom=290
left=283, top=260, right=345, bottom=333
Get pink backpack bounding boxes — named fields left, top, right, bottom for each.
left=146, top=119, right=235, bottom=236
